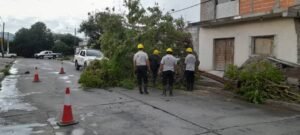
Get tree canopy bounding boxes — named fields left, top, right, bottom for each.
left=12, top=22, right=54, bottom=57
left=12, top=22, right=81, bottom=57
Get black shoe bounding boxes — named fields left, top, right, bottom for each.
left=144, top=85, right=149, bottom=95
left=139, top=86, right=143, bottom=94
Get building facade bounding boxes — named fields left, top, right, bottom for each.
left=199, top=0, right=300, bottom=72
left=186, top=23, right=200, bottom=55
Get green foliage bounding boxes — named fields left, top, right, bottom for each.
left=79, top=60, right=119, bottom=88
left=53, top=34, right=81, bottom=47
left=52, top=40, right=73, bottom=55
left=120, top=79, right=136, bottom=90
left=1, top=65, right=11, bottom=76
left=224, top=65, right=239, bottom=80
left=12, top=22, right=54, bottom=57
left=225, top=61, right=285, bottom=104
left=1, top=67, right=10, bottom=76
left=79, top=0, right=192, bottom=89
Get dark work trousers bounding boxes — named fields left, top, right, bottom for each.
left=162, top=71, right=174, bottom=96
left=136, top=66, right=148, bottom=94
left=151, top=68, right=159, bottom=86
left=185, top=70, right=195, bottom=91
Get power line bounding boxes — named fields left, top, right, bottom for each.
left=170, top=3, right=201, bottom=14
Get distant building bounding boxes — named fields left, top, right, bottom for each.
left=198, top=0, right=300, bottom=75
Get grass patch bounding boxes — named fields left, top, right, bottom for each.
left=1, top=65, right=11, bottom=76
left=119, top=79, right=135, bottom=90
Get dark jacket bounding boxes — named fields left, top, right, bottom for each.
left=149, top=54, right=161, bottom=71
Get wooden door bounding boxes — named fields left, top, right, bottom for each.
left=214, top=39, right=234, bottom=71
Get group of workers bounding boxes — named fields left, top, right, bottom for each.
left=133, top=43, right=197, bottom=96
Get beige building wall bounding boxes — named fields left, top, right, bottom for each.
left=199, top=18, right=298, bottom=71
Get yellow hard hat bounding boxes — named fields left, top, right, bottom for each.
left=153, top=49, right=160, bottom=55
left=166, top=48, right=173, bottom=52
left=137, top=44, right=144, bottom=49
left=186, top=48, right=193, bottom=53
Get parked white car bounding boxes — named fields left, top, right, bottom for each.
left=0, top=53, right=17, bottom=58
left=34, top=50, right=61, bottom=59
left=74, top=49, right=105, bottom=70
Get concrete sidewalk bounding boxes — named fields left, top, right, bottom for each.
left=113, top=87, right=300, bottom=135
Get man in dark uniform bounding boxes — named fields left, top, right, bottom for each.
left=149, top=49, right=161, bottom=86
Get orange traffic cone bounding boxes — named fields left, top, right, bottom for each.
left=59, top=62, right=65, bottom=74
left=33, top=67, right=40, bottom=82
left=57, top=87, right=78, bottom=126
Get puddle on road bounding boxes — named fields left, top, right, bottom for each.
left=80, top=112, right=95, bottom=121
left=55, top=128, right=86, bottom=135
left=59, top=76, right=70, bottom=80
left=47, top=117, right=60, bottom=129
left=0, top=123, right=47, bottom=135
left=55, top=132, right=65, bottom=135
left=66, top=81, right=72, bottom=84
left=0, top=66, right=37, bottom=112
left=41, top=67, right=53, bottom=71
left=49, top=71, right=60, bottom=74
left=59, top=75, right=77, bottom=85
left=72, top=128, right=85, bottom=135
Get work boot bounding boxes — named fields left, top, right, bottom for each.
left=162, top=85, right=167, bottom=96
left=186, top=83, right=190, bottom=91
left=190, top=83, right=194, bottom=91
left=169, top=86, right=173, bottom=96
left=139, top=86, right=143, bottom=94
left=144, top=84, right=149, bottom=95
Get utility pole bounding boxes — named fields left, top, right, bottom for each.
left=7, top=32, right=9, bottom=54
left=1, top=22, right=5, bottom=58
left=74, top=28, right=77, bottom=46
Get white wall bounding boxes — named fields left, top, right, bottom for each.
left=199, top=18, right=298, bottom=71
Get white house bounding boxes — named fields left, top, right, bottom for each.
left=198, top=0, right=300, bottom=76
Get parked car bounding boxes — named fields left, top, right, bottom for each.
left=34, top=51, right=61, bottom=59
left=0, top=52, right=17, bottom=58
left=74, top=49, right=105, bottom=70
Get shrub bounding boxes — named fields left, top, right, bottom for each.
left=224, top=64, right=239, bottom=80
left=225, top=61, right=285, bottom=104
left=120, top=79, right=135, bottom=90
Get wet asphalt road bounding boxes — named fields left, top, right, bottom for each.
left=0, top=58, right=299, bottom=135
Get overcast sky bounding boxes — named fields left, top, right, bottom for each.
left=0, top=0, right=200, bottom=36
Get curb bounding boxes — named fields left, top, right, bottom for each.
left=189, top=88, right=300, bottom=112
left=214, top=89, right=300, bottom=112
left=266, top=100, right=300, bottom=112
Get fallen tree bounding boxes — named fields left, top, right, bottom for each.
left=225, top=60, right=300, bottom=104
left=79, top=0, right=192, bottom=89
